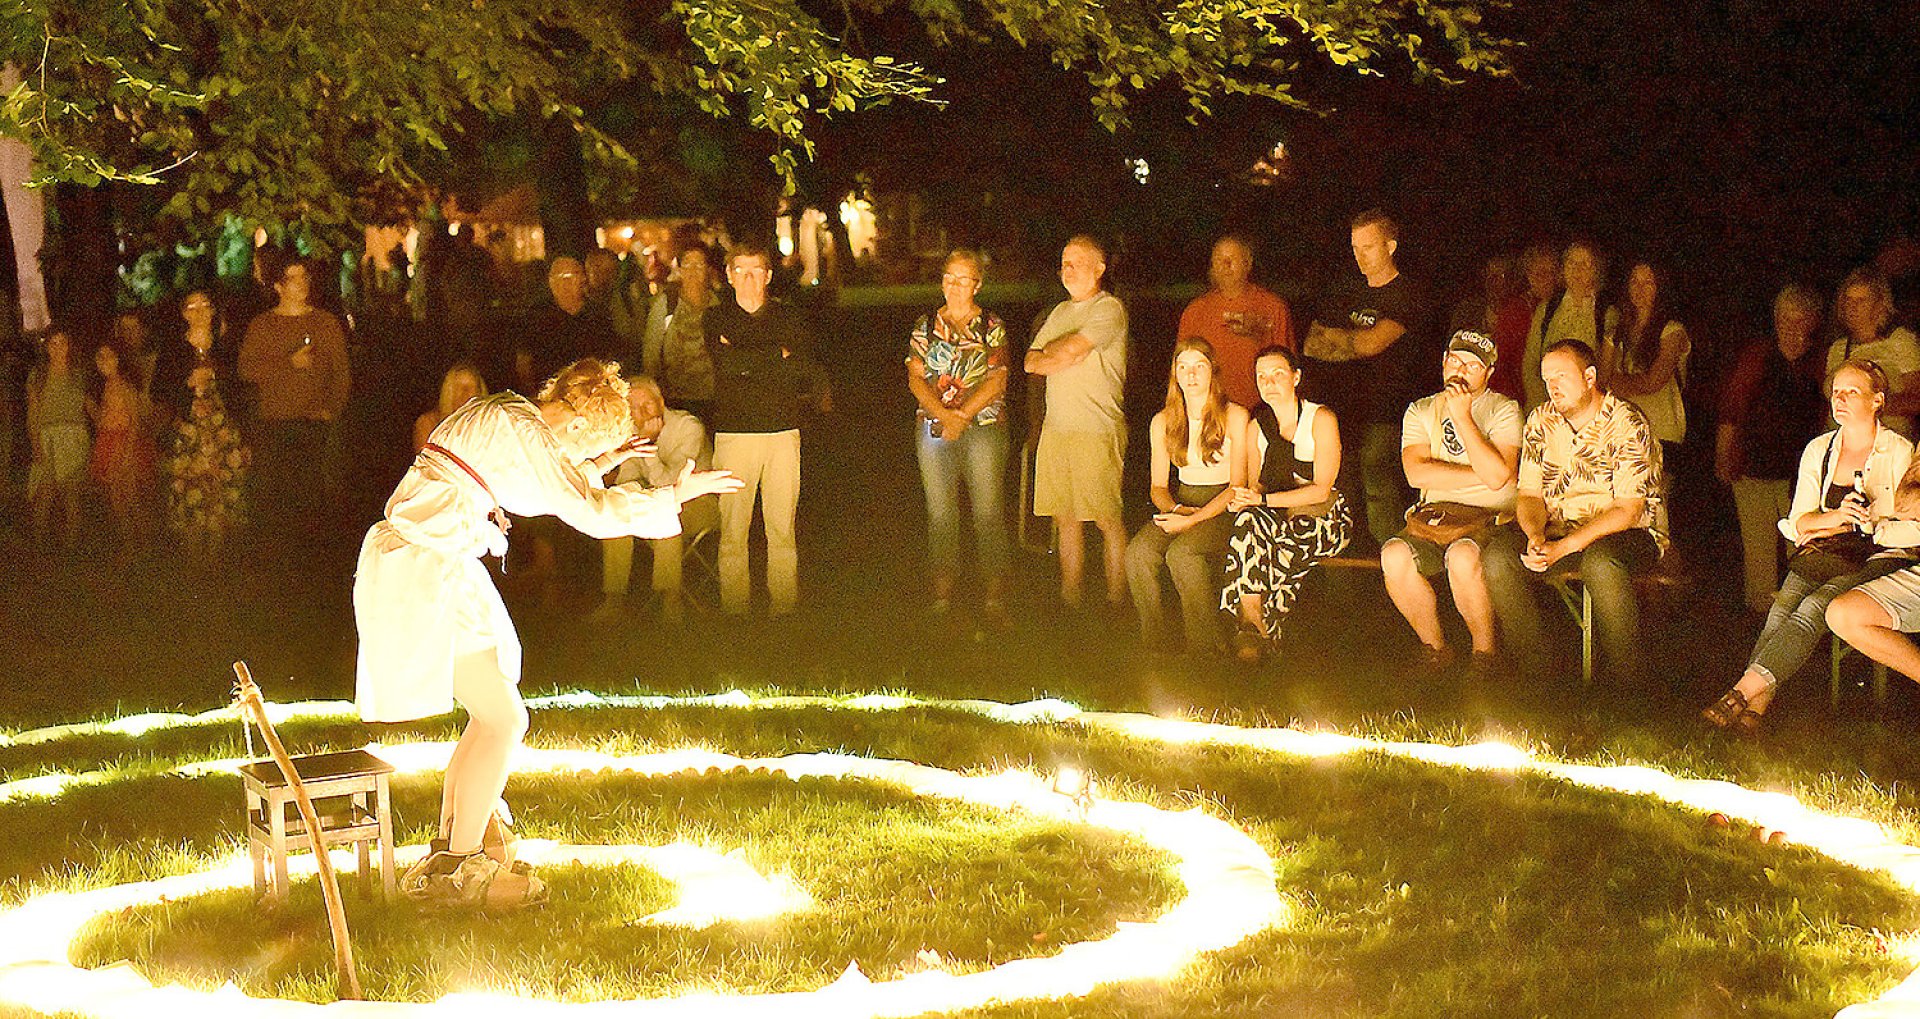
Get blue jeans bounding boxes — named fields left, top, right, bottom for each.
left=1748, top=556, right=1911, bottom=685
left=916, top=420, right=1010, bottom=583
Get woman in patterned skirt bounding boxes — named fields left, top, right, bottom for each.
left=1221, top=344, right=1353, bottom=662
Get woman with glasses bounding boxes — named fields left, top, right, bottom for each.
left=907, top=249, right=1012, bottom=625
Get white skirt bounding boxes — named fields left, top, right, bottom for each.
left=353, top=521, right=522, bottom=723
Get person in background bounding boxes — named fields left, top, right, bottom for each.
left=1521, top=241, right=1616, bottom=413
left=1717, top=284, right=1828, bottom=614
left=1603, top=261, right=1691, bottom=464
left=1485, top=244, right=1558, bottom=402
left=111, top=310, right=158, bottom=423
left=1703, top=360, right=1916, bottom=733
left=705, top=240, right=832, bottom=617
left=1026, top=235, right=1130, bottom=613
left=596, top=374, right=717, bottom=626
left=160, top=291, right=250, bottom=555
left=1221, top=345, right=1352, bottom=663
left=1483, top=340, right=1664, bottom=687
left=1176, top=234, right=1293, bottom=409
left=908, top=249, right=1012, bottom=624
left=1827, top=267, right=1920, bottom=438
left=1126, top=337, right=1248, bottom=654
left=1303, top=209, right=1431, bottom=547
left=237, top=256, right=351, bottom=543
left=26, top=329, right=90, bottom=548
left=415, top=363, right=489, bottom=453
left=647, top=245, right=720, bottom=422
left=87, top=341, right=157, bottom=548
left=523, top=256, right=621, bottom=389
left=1381, top=329, right=1522, bottom=679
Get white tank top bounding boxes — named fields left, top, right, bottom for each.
left=1175, top=414, right=1235, bottom=486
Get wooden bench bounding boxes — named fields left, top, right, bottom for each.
left=241, top=749, right=397, bottom=904
left=1547, top=565, right=1688, bottom=686
left=1830, top=638, right=1891, bottom=708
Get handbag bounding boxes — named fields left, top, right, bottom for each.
left=1786, top=531, right=1879, bottom=584
left=1402, top=501, right=1497, bottom=546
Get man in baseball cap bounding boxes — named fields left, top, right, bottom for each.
left=1379, top=328, right=1524, bottom=681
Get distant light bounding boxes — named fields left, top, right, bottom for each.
left=448, top=222, right=460, bottom=236
left=619, top=225, right=635, bottom=240
left=1128, top=158, right=1150, bottom=185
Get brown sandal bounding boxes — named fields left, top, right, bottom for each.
left=1701, top=687, right=1751, bottom=729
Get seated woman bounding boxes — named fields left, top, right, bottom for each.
left=1125, top=338, right=1248, bottom=654
left=1220, top=345, right=1353, bottom=663
left=355, top=358, right=741, bottom=909
left=1703, top=359, right=1919, bottom=733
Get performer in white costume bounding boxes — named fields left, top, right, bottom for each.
left=355, top=358, right=740, bottom=908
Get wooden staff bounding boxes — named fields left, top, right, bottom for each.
left=232, top=661, right=363, bottom=1001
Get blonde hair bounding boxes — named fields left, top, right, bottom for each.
left=437, top=363, right=488, bottom=418
left=538, top=358, right=633, bottom=448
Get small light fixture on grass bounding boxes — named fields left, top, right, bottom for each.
left=1051, top=764, right=1094, bottom=813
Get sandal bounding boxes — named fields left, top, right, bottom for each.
left=404, top=851, right=547, bottom=912
left=1233, top=623, right=1268, bottom=664
left=1700, top=687, right=1751, bottom=729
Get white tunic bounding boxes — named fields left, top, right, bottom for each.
left=354, top=392, right=683, bottom=722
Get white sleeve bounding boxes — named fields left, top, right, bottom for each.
left=1779, top=434, right=1833, bottom=545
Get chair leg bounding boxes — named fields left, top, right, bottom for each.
left=1581, top=587, right=1594, bottom=687
left=1831, top=638, right=1845, bottom=709
left=1874, top=663, right=1890, bottom=705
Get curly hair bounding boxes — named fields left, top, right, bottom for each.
left=538, top=358, right=632, bottom=449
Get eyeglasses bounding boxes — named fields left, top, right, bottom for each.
left=550, top=271, right=580, bottom=280
left=730, top=266, right=771, bottom=277
left=942, top=274, right=979, bottom=285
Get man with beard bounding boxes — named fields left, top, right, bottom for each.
left=1381, top=329, right=1522, bottom=679
left=1481, top=339, right=1666, bottom=686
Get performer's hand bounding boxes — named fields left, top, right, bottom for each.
left=674, top=460, right=745, bottom=504
left=596, top=436, right=656, bottom=473
left=1227, top=486, right=1261, bottom=512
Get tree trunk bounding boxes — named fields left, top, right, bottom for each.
left=535, top=121, right=595, bottom=260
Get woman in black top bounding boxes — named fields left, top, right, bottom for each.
left=1220, top=345, right=1354, bottom=662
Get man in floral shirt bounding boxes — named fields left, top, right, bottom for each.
left=1482, top=338, right=1666, bottom=686
left=907, top=249, right=1011, bottom=621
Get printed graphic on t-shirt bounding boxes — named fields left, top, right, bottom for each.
left=1350, top=308, right=1381, bottom=329
left=1441, top=417, right=1465, bottom=458
left=1222, top=310, right=1274, bottom=339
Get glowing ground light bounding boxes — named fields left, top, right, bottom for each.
left=5, top=692, right=1920, bottom=1015
left=0, top=744, right=1285, bottom=1018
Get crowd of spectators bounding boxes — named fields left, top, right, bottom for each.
left=18, top=209, right=1920, bottom=726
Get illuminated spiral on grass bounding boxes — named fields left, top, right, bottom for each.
left=1, top=692, right=1920, bottom=1017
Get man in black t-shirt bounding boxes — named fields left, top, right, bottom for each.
left=1304, top=209, right=1434, bottom=547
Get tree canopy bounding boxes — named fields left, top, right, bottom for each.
left=1, top=0, right=1513, bottom=247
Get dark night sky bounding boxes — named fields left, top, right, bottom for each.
left=821, top=0, right=1920, bottom=339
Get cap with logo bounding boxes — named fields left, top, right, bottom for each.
left=1446, top=329, right=1497, bottom=367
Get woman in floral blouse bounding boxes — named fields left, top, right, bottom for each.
left=907, top=249, right=1011, bottom=626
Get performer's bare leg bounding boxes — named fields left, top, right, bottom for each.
left=445, top=649, right=529, bottom=854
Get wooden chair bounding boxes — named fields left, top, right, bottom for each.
left=242, top=748, right=397, bottom=903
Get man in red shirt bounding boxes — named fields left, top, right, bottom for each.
left=1176, top=235, right=1293, bottom=410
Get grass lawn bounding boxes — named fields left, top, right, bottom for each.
left=4, top=700, right=1917, bottom=1017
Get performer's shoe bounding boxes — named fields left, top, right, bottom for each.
left=483, top=810, right=518, bottom=870
left=403, top=850, right=547, bottom=911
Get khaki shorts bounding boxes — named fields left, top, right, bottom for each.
left=1034, top=428, right=1123, bottom=522
left=1855, top=563, right=1920, bottom=632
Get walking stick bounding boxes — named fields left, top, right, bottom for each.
left=231, top=661, right=364, bottom=1001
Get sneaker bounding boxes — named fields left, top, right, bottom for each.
left=404, top=851, right=547, bottom=911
